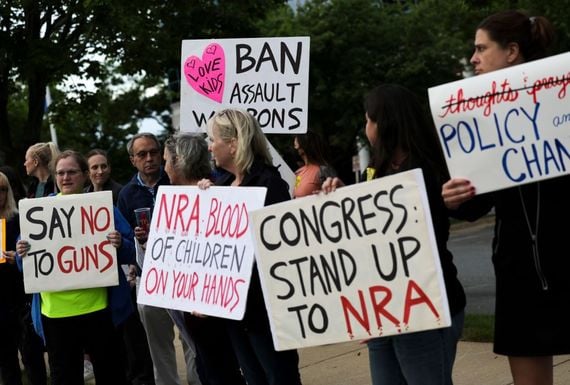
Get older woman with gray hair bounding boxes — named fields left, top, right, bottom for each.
left=162, top=132, right=246, bottom=385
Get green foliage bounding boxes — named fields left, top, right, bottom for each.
left=462, top=314, right=494, bottom=343
left=0, top=0, right=286, bottom=181
left=260, top=0, right=476, bottom=181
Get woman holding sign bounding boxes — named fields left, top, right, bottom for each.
left=162, top=132, right=246, bottom=385
left=322, top=84, right=466, bottom=385
left=198, top=109, right=302, bottom=385
left=16, top=150, right=135, bottom=385
left=441, top=10, right=566, bottom=385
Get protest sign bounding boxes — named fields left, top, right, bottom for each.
left=429, top=52, right=570, bottom=194
left=180, top=36, right=310, bottom=134
left=19, top=191, right=118, bottom=293
left=137, top=185, right=267, bottom=320
left=249, top=169, right=450, bottom=350
left=267, top=139, right=296, bottom=197
left=0, top=218, right=5, bottom=263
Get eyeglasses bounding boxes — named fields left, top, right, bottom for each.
left=55, top=169, right=82, bottom=178
left=132, top=149, right=160, bottom=159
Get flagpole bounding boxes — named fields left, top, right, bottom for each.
left=45, top=86, right=58, bottom=147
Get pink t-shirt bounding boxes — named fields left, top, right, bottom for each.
left=293, top=164, right=320, bottom=198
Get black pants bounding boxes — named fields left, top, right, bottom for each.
left=185, top=313, right=245, bottom=385
left=42, top=308, right=127, bottom=385
left=0, top=307, right=23, bottom=385
left=0, top=306, right=46, bottom=385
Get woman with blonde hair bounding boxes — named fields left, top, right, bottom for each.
left=24, top=141, right=60, bottom=198
left=198, top=109, right=302, bottom=385
left=1, top=171, right=47, bottom=385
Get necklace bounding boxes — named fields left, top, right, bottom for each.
left=518, top=182, right=547, bottom=290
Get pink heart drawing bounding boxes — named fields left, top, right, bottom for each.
left=184, top=43, right=225, bottom=103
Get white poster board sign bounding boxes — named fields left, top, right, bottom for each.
left=180, top=36, right=310, bottom=134
left=19, top=191, right=118, bottom=293
left=429, top=52, right=570, bottom=194
left=267, top=139, right=296, bottom=197
left=137, top=185, right=267, bottom=320
left=249, top=169, right=450, bottom=350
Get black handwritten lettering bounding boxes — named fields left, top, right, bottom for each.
left=29, top=249, right=53, bottom=277
left=288, top=303, right=328, bottom=339
left=236, top=41, right=303, bottom=75
left=258, top=185, right=407, bottom=250
left=26, top=207, right=47, bottom=240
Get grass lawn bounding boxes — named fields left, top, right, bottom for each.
left=462, top=313, right=494, bottom=342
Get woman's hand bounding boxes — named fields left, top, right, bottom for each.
left=197, top=178, right=214, bottom=190
left=321, top=177, right=345, bottom=194
left=442, top=178, right=475, bottom=210
left=191, top=311, right=208, bottom=318
left=16, top=240, right=31, bottom=257
left=106, top=230, right=122, bottom=248
left=2, top=250, right=16, bottom=264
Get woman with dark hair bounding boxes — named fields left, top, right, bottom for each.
left=85, top=149, right=123, bottom=205
left=292, top=131, right=337, bottom=198
left=323, top=84, right=465, bottom=385
left=442, top=10, right=564, bottom=385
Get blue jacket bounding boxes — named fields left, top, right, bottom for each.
left=117, top=170, right=170, bottom=230
left=18, top=206, right=135, bottom=342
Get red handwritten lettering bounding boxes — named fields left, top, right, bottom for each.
left=340, top=280, right=440, bottom=337
left=340, top=290, right=371, bottom=337
left=56, top=240, right=114, bottom=274
left=145, top=267, right=169, bottom=295
left=156, top=193, right=200, bottom=234
left=200, top=273, right=244, bottom=312
left=402, top=280, right=439, bottom=325
left=439, top=79, right=519, bottom=118
left=205, top=198, right=249, bottom=239
left=172, top=270, right=200, bottom=300
left=81, top=206, right=111, bottom=235
left=526, top=72, right=570, bottom=104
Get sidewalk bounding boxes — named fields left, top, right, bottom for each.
left=174, top=338, right=570, bottom=385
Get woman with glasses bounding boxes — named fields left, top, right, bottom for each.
left=16, top=150, right=135, bottom=385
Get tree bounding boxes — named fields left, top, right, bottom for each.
left=0, top=0, right=286, bottom=179
left=260, top=0, right=474, bottom=182
left=260, top=0, right=570, bottom=183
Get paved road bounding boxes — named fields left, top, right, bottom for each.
left=448, top=217, right=495, bottom=315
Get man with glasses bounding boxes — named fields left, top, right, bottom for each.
left=117, top=133, right=174, bottom=385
